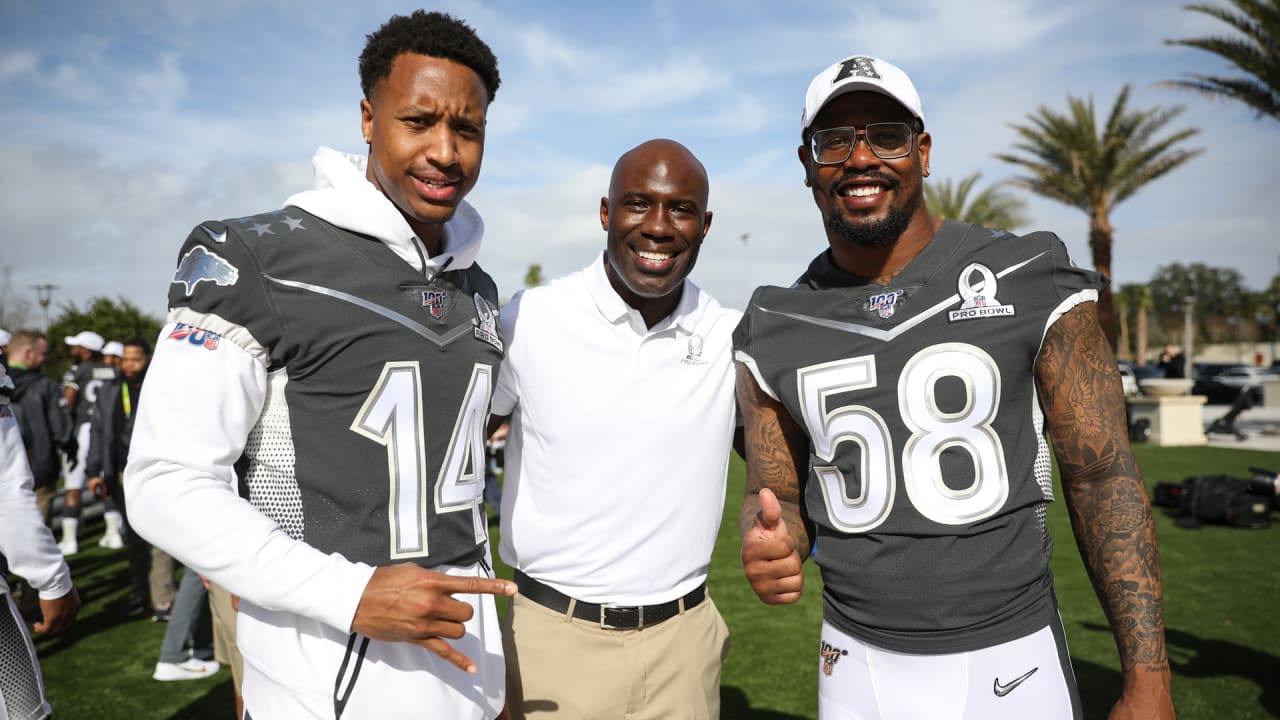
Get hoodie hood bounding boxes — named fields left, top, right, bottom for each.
left=283, top=147, right=484, bottom=274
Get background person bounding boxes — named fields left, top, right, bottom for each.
left=0, top=362, right=80, bottom=720
left=6, top=330, right=75, bottom=524
left=58, top=330, right=117, bottom=555
left=86, top=338, right=173, bottom=619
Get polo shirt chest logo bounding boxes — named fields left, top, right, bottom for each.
left=682, top=334, right=707, bottom=365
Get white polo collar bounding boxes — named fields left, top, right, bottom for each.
left=584, top=252, right=701, bottom=335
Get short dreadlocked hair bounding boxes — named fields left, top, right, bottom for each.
left=359, top=11, right=500, bottom=103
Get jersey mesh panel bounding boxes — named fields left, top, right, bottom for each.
left=1031, top=395, right=1054, bottom=554
left=0, top=595, right=44, bottom=719
left=245, top=372, right=304, bottom=539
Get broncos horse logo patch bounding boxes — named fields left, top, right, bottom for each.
left=173, top=245, right=240, bottom=296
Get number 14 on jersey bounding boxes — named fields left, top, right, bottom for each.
left=351, top=361, right=492, bottom=559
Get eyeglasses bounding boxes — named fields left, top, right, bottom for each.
left=809, top=123, right=915, bottom=164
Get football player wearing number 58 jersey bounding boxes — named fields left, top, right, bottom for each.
left=735, top=55, right=1174, bottom=720
left=125, top=12, right=516, bottom=720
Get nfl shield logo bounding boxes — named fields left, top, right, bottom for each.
left=422, top=290, right=448, bottom=320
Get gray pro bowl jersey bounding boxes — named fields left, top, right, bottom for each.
left=167, top=207, right=504, bottom=571
left=734, top=220, right=1104, bottom=654
left=61, top=362, right=117, bottom=426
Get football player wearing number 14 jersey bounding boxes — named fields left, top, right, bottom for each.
left=735, top=55, right=1174, bottom=720
left=125, top=12, right=516, bottom=720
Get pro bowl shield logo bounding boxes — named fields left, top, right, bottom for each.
left=472, top=294, right=503, bottom=352
left=172, top=246, right=239, bottom=297
left=820, top=640, right=848, bottom=677
left=682, top=334, right=706, bottom=365
left=868, top=290, right=903, bottom=319
left=948, top=263, right=1015, bottom=322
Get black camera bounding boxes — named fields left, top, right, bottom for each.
left=1153, top=466, right=1277, bottom=529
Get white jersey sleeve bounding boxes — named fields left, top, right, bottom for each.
left=124, top=323, right=375, bottom=633
left=0, top=397, right=73, bottom=599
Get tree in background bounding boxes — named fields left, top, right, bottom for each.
left=1115, top=286, right=1134, bottom=360
left=995, top=85, right=1202, bottom=345
left=44, top=297, right=164, bottom=380
left=1115, top=284, right=1157, bottom=363
left=523, top=263, right=545, bottom=288
left=1148, top=263, right=1254, bottom=347
left=1164, top=0, right=1280, bottom=123
left=923, top=173, right=1029, bottom=230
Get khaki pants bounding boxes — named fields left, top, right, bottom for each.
left=503, top=591, right=730, bottom=719
left=150, top=547, right=177, bottom=609
left=33, top=485, right=56, bottom=525
left=208, top=582, right=244, bottom=695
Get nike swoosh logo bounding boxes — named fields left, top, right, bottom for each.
left=993, top=667, right=1038, bottom=697
left=199, top=224, right=227, bottom=244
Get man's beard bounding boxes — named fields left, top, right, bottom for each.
left=829, top=205, right=910, bottom=248
left=825, top=170, right=920, bottom=248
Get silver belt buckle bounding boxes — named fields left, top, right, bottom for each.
left=598, top=603, right=643, bottom=630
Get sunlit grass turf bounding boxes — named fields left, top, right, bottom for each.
left=32, top=445, right=1280, bottom=719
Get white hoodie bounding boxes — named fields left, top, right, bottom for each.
left=125, top=147, right=488, bottom=635
left=286, top=146, right=484, bottom=275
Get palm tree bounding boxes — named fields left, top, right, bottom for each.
left=994, top=85, right=1202, bottom=344
left=1134, top=284, right=1155, bottom=366
left=924, top=173, right=1029, bottom=230
left=1164, top=0, right=1280, bottom=122
left=1116, top=284, right=1157, bottom=364
left=1115, top=286, right=1134, bottom=360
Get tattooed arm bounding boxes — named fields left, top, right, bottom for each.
left=1035, top=303, right=1175, bottom=720
left=737, top=362, right=814, bottom=605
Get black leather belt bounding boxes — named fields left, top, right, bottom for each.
left=514, top=570, right=705, bottom=630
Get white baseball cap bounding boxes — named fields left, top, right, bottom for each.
left=103, top=341, right=125, bottom=357
left=802, top=55, right=925, bottom=132
left=64, top=330, right=105, bottom=353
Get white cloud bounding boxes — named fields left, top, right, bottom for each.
left=0, top=51, right=38, bottom=83
left=130, top=53, right=188, bottom=109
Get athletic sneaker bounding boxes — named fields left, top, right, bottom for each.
left=98, top=532, right=125, bottom=550
left=57, top=536, right=78, bottom=555
left=153, top=657, right=220, bottom=682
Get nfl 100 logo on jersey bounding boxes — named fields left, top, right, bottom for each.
left=868, top=290, right=904, bottom=319
left=820, top=640, right=848, bottom=677
left=421, top=288, right=454, bottom=321
left=948, top=263, right=1015, bottom=322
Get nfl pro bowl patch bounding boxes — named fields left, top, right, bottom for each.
left=948, top=262, right=1015, bottom=322
left=472, top=293, right=502, bottom=352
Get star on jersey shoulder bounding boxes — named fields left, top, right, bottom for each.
left=282, top=215, right=305, bottom=231
left=249, top=222, right=275, bottom=237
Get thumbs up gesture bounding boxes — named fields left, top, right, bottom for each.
left=741, top=488, right=805, bottom=605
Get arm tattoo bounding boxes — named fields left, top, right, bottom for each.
left=1036, top=304, right=1169, bottom=674
left=736, top=363, right=813, bottom=553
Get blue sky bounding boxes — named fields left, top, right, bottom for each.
left=1, top=0, right=1277, bottom=324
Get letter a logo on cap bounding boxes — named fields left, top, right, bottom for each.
left=834, top=56, right=880, bottom=83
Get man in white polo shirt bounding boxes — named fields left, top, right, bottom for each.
left=491, top=138, right=740, bottom=719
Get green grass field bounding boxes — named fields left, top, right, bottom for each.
left=30, top=445, right=1280, bottom=719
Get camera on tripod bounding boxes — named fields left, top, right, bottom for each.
left=1153, top=466, right=1278, bottom=529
